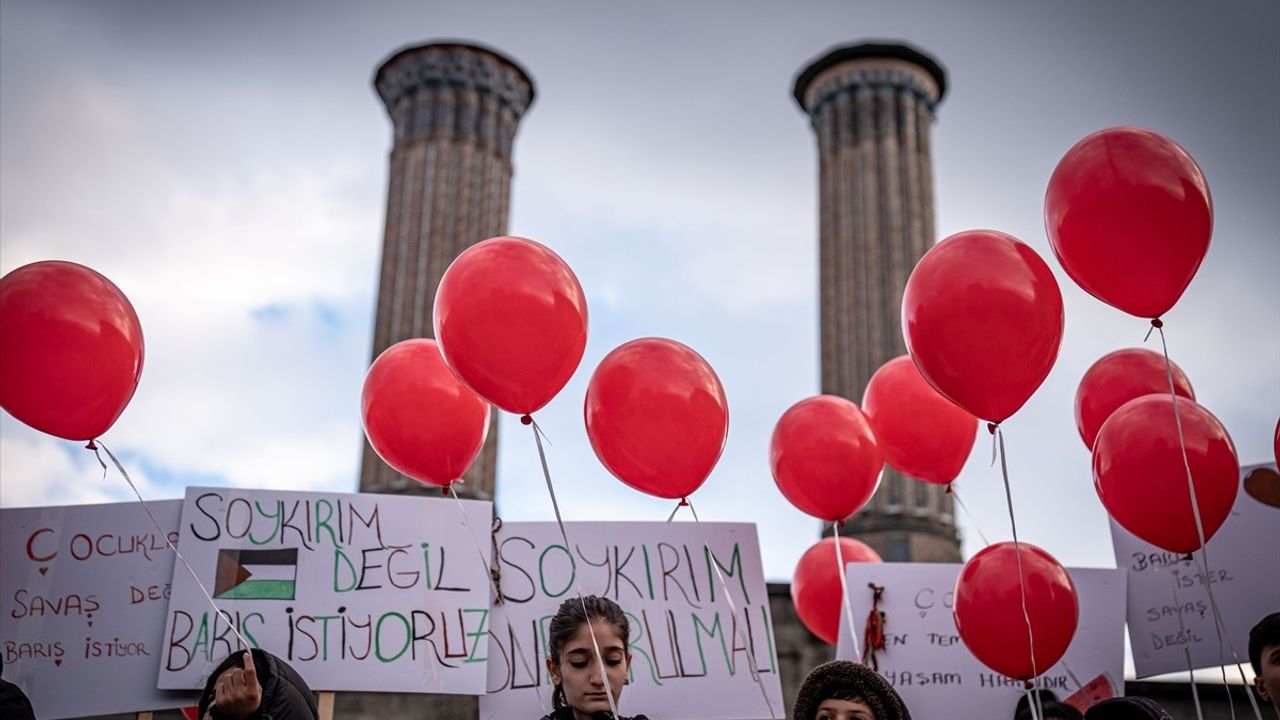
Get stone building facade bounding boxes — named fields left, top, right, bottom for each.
left=792, top=43, right=962, bottom=564
left=358, top=42, right=535, bottom=503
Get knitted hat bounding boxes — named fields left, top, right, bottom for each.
left=792, top=660, right=911, bottom=720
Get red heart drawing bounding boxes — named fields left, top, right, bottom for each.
left=54, top=659, right=62, bottom=667
left=1244, top=467, right=1280, bottom=509
left=38, top=567, right=48, bottom=576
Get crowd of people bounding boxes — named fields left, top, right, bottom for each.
left=1, top=601, right=1276, bottom=719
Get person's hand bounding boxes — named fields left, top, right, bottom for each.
left=211, top=651, right=262, bottom=720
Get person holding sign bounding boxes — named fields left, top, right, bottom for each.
left=539, top=596, right=649, bottom=720
left=792, top=660, right=911, bottom=720
left=197, top=650, right=317, bottom=720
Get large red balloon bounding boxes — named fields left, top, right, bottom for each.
left=1093, top=394, right=1239, bottom=553
left=433, top=236, right=588, bottom=416
left=362, top=339, right=490, bottom=488
left=902, top=230, right=1064, bottom=424
left=1046, top=127, right=1212, bottom=319
left=791, top=537, right=882, bottom=646
left=771, top=396, right=883, bottom=522
left=1075, top=348, right=1194, bottom=451
left=584, top=338, right=728, bottom=500
left=954, top=541, right=1079, bottom=680
left=863, top=355, right=977, bottom=485
left=0, top=261, right=144, bottom=441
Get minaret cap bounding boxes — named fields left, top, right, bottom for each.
left=792, top=41, right=947, bottom=111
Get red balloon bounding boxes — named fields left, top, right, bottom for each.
left=1075, top=348, right=1194, bottom=450
left=1093, top=394, right=1239, bottom=553
left=584, top=338, right=728, bottom=500
left=433, top=236, right=588, bottom=415
left=1046, top=127, right=1213, bottom=319
left=954, top=541, right=1079, bottom=680
left=0, top=261, right=144, bottom=441
left=771, top=396, right=883, bottom=522
left=903, top=230, right=1064, bottom=423
left=791, top=536, right=882, bottom=646
left=1274, top=418, right=1279, bottom=469
left=863, top=355, right=977, bottom=485
left=362, top=339, right=490, bottom=488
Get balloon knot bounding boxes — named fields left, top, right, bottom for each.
left=520, top=414, right=533, bottom=426
left=679, top=497, right=689, bottom=507
left=1023, top=679, right=1034, bottom=690
left=440, top=486, right=450, bottom=497
left=1151, top=318, right=1164, bottom=329
left=986, top=422, right=997, bottom=435
left=1182, top=552, right=1194, bottom=562
left=945, top=483, right=953, bottom=495
left=85, top=440, right=97, bottom=451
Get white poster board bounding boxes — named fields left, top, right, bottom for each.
left=0, top=500, right=198, bottom=719
left=1110, top=463, right=1280, bottom=678
left=480, top=521, right=784, bottom=720
left=158, top=487, right=493, bottom=694
left=836, top=563, right=1126, bottom=719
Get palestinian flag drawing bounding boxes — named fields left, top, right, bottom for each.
left=213, top=548, right=298, bottom=600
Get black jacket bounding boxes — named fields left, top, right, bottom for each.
left=538, top=709, right=650, bottom=720
left=0, top=677, right=36, bottom=720
left=197, top=648, right=318, bottom=720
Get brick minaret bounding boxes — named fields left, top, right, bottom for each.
left=793, top=42, right=961, bottom=562
left=360, top=42, right=534, bottom=501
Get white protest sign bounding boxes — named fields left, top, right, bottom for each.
left=480, top=521, right=784, bottom=720
left=836, top=563, right=1126, bottom=719
left=1110, top=463, right=1280, bottom=678
left=1, top=500, right=198, bottom=719
left=158, top=487, right=493, bottom=693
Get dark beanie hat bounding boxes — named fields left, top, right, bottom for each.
left=1084, top=697, right=1173, bottom=720
left=792, top=660, right=911, bottom=720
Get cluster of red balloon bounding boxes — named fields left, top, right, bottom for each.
left=362, top=235, right=731, bottom=507
left=362, top=236, right=589, bottom=488
left=1049, top=128, right=1244, bottom=557
left=774, top=360, right=982, bottom=644
left=0, top=261, right=145, bottom=442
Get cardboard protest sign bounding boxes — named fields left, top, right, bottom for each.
left=1111, top=463, right=1280, bottom=678
left=836, top=563, right=1126, bottom=719
left=1, top=501, right=198, bottom=719
left=158, top=487, right=493, bottom=693
left=480, top=521, right=784, bottom=720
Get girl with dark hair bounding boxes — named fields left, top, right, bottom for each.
left=539, top=595, right=649, bottom=720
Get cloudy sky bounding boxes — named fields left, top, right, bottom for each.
left=2, top=0, right=1277, bottom=607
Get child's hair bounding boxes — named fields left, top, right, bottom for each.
left=1250, top=612, right=1280, bottom=674
left=547, top=595, right=630, bottom=709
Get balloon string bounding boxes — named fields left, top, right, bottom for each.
left=529, top=419, right=619, bottom=718
left=1171, top=569, right=1206, bottom=720
left=1023, top=686, right=1043, bottom=720
left=994, top=427, right=1040, bottom=684
left=89, top=440, right=251, bottom=651
left=831, top=521, right=865, bottom=663
left=666, top=501, right=683, bottom=524
left=448, top=486, right=545, bottom=711
left=686, top=499, right=779, bottom=719
left=1150, top=323, right=1263, bottom=720
left=949, top=487, right=991, bottom=547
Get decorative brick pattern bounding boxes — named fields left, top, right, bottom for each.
left=360, top=43, right=534, bottom=502
left=796, top=42, right=960, bottom=563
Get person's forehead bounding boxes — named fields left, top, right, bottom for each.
left=564, top=620, right=625, bottom=649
